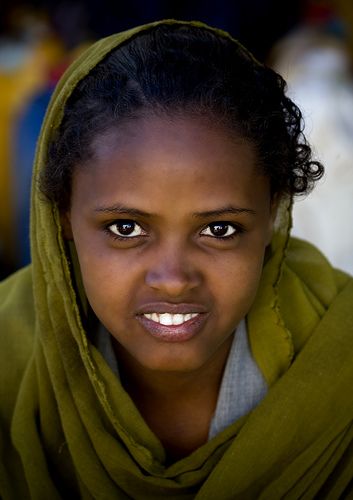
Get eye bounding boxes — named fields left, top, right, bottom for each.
left=200, top=222, right=239, bottom=239
left=107, top=220, right=145, bottom=238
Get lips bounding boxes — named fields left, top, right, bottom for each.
left=135, top=303, right=209, bottom=342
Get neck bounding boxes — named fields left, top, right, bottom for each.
left=113, top=335, right=233, bottom=401
left=113, top=335, right=234, bottom=462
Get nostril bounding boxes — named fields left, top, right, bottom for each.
left=145, top=265, right=201, bottom=295
left=146, top=270, right=191, bottom=293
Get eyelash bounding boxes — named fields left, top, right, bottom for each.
left=103, top=220, right=245, bottom=241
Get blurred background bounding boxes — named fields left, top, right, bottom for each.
left=0, top=0, right=352, bottom=279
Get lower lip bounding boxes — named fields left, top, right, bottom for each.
left=136, top=313, right=208, bottom=342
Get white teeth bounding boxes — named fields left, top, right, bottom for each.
left=172, top=314, right=183, bottom=325
left=143, top=312, right=199, bottom=325
left=160, top=313, right=173, bottom=326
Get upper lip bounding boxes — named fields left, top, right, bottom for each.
left=136, top=302, right=208, bottom=315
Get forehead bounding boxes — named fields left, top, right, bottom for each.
left=92, top=113, right=254, bottom=165
left=72, top=114, right=270, bottom=213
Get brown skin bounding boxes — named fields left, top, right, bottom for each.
left=63, top=114, right=277, bottom=461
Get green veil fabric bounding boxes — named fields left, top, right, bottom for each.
left=1, top=19, right=353, bottom=499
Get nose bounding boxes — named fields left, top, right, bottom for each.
left=145, top=243, right=202, bottom=297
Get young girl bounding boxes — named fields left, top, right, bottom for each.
left=1, top=19, right=353, bottom=499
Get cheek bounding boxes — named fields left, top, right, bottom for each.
left=223, top=260, right=263, bottom=301
left=72, top=236, right=139, bottom=317
left=211, top=246, right=265, bottom=320
left=82, top=265, right=140, bottom=328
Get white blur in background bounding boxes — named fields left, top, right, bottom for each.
left=271, top=11, right=353, bottom=276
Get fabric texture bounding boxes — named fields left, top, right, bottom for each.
left=93, top=322, right=120, bottom=378
left=1, top=19, right=353, bottom=500
left=208, top=319, right=268, bottom=440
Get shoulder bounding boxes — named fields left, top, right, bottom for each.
left=0, top=266, right=36, bottom=417
left=0, top=265, right=35, bottom=331
left=277, top=237, right=353, bottom=352
left=284, top=236, right=352, bottom=307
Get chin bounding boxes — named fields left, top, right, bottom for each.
left=134, top=347, right=210, bottom=374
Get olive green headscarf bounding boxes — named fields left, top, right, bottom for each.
left=1, top=19, right=353, bottom=500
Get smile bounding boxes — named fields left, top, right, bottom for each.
left=142, top=312, right=199, bottom=326
left=136, top=308, right=208, bottom=342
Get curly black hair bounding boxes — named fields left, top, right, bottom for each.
left=41, top=24, right=323, bottom=210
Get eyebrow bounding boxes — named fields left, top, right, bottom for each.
left=192, top=206, right=257, bottom=218
left=94, top=203, right=256, bottom=218
left=94, top=204, right=153, bottom=217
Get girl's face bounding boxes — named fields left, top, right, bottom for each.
left=66, top=114, right=276, bottom=374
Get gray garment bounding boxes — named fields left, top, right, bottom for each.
left=208, top=319, right=268, bottom=439
left=93, top=323, right=120, bottom=377
left=94, top=318, right=268, bottom=440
